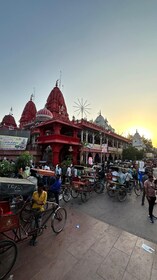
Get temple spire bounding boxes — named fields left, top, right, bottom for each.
left=55, top=79, right=59, bottom=87
left=30, top=94, right=33, bottom=101
left=9, top=107, right=13, bottom=115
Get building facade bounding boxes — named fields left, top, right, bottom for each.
left=0, top=82, right=130, bottom=166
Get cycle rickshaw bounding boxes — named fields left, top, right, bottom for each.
left=70, top=165, right=105, bottom=202
left=0, top=176, right=67, bottom=280
left=31, top=168, right=71, bottom=203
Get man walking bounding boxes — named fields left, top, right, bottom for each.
left=141, top=171, right=149, bottom=206
left=144, top=175, right=157, bottom=223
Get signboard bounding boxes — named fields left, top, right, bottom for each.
left=102, top=144, right=108, bottom=153
left=0, top=135, right=28, bottom=150
left=145, top=153, right=154, bottom=159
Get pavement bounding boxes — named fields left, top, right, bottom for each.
left=11, top=203, right=157, bottom=280
left=67, top=191, right=157, bottom=244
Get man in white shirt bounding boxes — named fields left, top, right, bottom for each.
left=124, top=169, right=133, bottom=189
left=111, top=168, right=119, bottom=182
left=66, top=165, right=72, bottom=183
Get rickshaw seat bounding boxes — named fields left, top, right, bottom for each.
left=0, top=201, right=12, bottom=216
left=0, top=201, right=19, bottom=233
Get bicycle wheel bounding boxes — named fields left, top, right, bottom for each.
left=117, top=187, right=127, bottom=202
left=62, top=188, right=71, bottom=202
left=20, top=201, right=32, bottom=223
left=94, top=181, right=104, bottom=193
left=106, top=182, right=112, bottom=192
left=103, top=180, right=107, bottom=191
left=71, top=188, right=79, bottom=198
left=107, top=184, right=116, bottom=197
left=134, top=182, right=141, bottom=196
left=51, top=207, right=67, bottom=233
left=81, top=190, right=90, bottom=202
left=0, top=240, right=17, bottom=280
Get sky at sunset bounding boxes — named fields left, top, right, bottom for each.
left=0, top=0, right=157, bottom=146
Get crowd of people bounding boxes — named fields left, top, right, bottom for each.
left=107, top=160, right=157, bottom=223
left=3, top=157, right=157, bottom=236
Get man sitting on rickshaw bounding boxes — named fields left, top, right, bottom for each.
left=49, top=174, right=62, bottom=205
left=30, top=181, right=47, bottom=246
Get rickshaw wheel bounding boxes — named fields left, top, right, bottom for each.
left=0, top=240, right=17, bottom=280
left=71, top=188, right=79, bottom=198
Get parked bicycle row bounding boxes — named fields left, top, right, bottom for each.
left=0, top=162, right=156, bottom=279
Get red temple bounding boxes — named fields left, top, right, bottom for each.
left=0, top=82, right=130, bottom=166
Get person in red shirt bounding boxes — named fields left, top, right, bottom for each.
left=144, top=174, right=157, bottom=223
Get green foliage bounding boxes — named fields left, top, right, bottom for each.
left=0, top=160, right=15, bottom=177
left=122, top=146, right=144, bottom=161
left=15, top=152, right=33, bottom=172
left=61, top=156, right=72, bottom=167
left=127, top=134, right=133, bottom=141
left=141, top=136, right=153, bottom=152
left=136, top=149, right=144, bottom=160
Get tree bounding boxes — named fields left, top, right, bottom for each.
left=15, top=152, right=33, bottom=173
left=141, top=136, right=153, bottom=152
left=0, top=160, right=15, bottom=177
left=122, top=146, right=144, bottom=161
left=127, top=134, right=133, bottom=141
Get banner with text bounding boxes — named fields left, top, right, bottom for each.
left=0, top=135, right=28, bottom=150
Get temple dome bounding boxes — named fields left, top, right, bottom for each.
left=36, top=108, right=53, bottom=122
left=132, top=130, right=145, bottom=150
left=94, top=113, right=115, bottom=132
left=95, top=114, right=107, bottom=127
left=1, top=114, right=17, bottom=129
left=45, top=83, right=69, bottom=120
left=19, top=96, right=37, bottom=128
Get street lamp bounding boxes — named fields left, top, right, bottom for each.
left=68, top=146, right=73, bottom=152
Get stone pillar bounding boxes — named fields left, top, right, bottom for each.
left=81, top=131, right=84, bottom=142
left=100, top=133, right=102, bottom=146
left=53, top=124, right=61, bottom=134
left=92, top=133, right=95, bottom=144
left=80, top=149, right=84, bottom=164
left=73, top=129, right=78, bottom=138
left=86, top=131, right=88, bottom=143
left=51, top=145, right=61, bottom=166
left=40, top=129, right=44, bottom=137
left=112, top=139, right=114, bottom=147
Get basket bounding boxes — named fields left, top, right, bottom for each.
left=72, top=183, right=79, bottom=190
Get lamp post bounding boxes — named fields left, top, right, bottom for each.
left=68, top=146, right=73, bottom=152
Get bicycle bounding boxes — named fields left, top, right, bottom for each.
left=71, top=176, right=105, bottom=202
left=127, top=179, right=142, bottom=196
left=47, top=184, right=71, bottom=204
left=106, top=181, right=127, bottom=202
left=20, top=201, right=67, bottom=234
left=0, top=198, right=67, bottom=280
